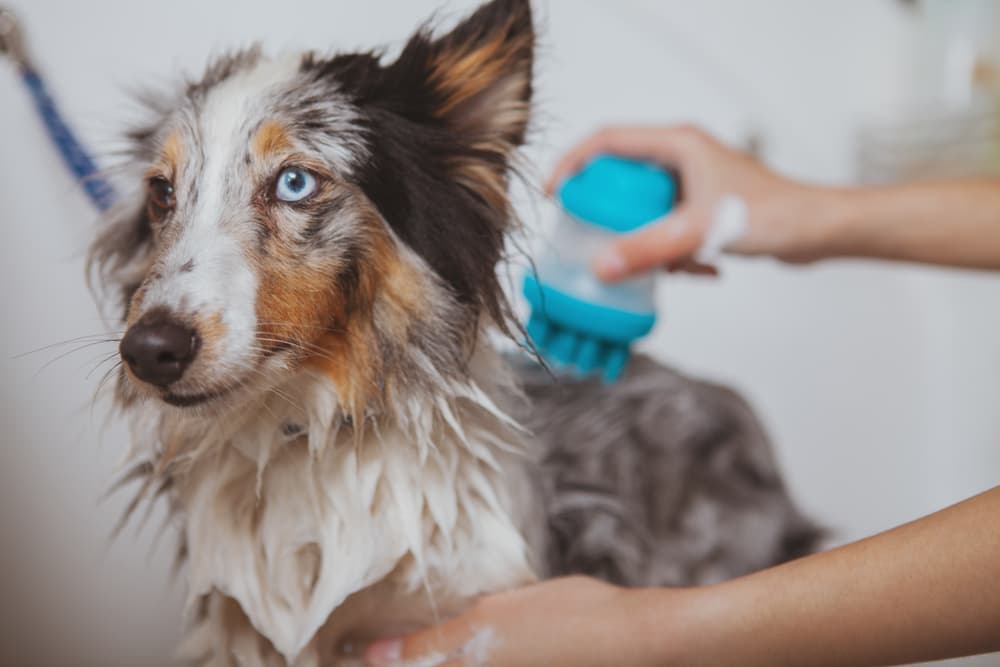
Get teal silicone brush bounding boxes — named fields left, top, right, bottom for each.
left=524, top=155, right=677, bottom=382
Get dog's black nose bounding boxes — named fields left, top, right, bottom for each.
left=120, top=317, right=199, bottom=387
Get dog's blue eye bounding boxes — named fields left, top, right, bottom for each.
left=275, top=167, right=317, bottom=202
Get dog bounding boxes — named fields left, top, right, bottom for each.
left=88, top=1, right=819, bottom=664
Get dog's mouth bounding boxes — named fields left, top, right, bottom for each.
left=161, top=388, right=231, bottom=407
left=158, top=372, right=257, bottom=408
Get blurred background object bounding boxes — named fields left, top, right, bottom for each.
left=858, top=0, right=1000, bottom=182
left=0, top=7, right=31, bottom=68
left=1, top=1, right=998, bottom=666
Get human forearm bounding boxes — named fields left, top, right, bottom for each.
left=643, top=486, right=1000, bottom=667
left=365, top=487, right=1000, bottom=667
left=814, top=181, right=1000, bottom=270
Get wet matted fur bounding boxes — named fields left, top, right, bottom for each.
left=85, top=1, right=818, bottom=665
left=519, top=355, right=821, bottom=588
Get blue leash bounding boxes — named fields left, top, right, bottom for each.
left=1, top=8, right=116, bottom=211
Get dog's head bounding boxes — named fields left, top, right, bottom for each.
left=91, top=0, right=532, bottom=416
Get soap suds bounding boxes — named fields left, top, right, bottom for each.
left=696, top=194, right=749, bottom=264
left=397, top=627, right=499, bottom=667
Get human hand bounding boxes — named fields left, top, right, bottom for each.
left=363, top=576, right=693, bottom=667
left=546, top=126, right=834, bottom=281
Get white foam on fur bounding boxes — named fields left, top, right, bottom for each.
left=395, top=627, right=499, bottom=667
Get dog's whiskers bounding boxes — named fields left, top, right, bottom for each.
left=255, top=321, right=345, bottom=333
left=91, top=360, right=123, bottom=414
left=33, top=338, right=122, bottom=379
left=81, top=350, right=123, bottom=379
left=252, top=336, right=344, bottom=366
left=15, top=332, right=123, bottom=360
left=239, top=359, right=308, bottom=415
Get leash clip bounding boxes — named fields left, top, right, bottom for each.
left=0, top=7, right=31, bottom=70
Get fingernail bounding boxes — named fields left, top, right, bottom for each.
left=365, top=639, right=403, bottom=665
left=594, top=249, right=626, bottom=280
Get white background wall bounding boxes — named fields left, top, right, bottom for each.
left=1, top=1, right=998, bottom=666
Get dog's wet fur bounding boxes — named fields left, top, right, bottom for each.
left=88, top=1, right=818, bottom=664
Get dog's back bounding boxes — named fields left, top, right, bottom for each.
left=517, top=354, right=822, bottom=587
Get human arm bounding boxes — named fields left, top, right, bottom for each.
left=815, top=180, right=1000, bottom=271
left=546, top=126, right=1000, bottom=280
left=365, top=486, right=1000, bottom=667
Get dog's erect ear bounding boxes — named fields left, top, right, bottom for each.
left=395, top=0, right=534, bottom=148
left=315, top=0, right=534, bottom=159
left=383, top=0, right=534, bottom=212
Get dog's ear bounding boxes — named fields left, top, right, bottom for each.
left=392, top=0, right=534, bottom=150
left=384, top=0, right=534, bottom=216
left=314, top=0, right=534, bottom=193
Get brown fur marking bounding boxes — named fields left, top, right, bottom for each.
left=195, top=312, right=229, bottom=367
left=255, top=227, right=379, bottom=418
left=287, top=216, right=429, bottom=420
left=145, top=131, right=185, bottom=180
left=253, top=121, right=293, bottom=160
left=163, top=132, right=185, bottom=173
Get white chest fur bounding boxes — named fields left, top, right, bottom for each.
left=133, top=356, right=540, bottom=666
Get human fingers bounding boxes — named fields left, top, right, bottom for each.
left=593, top=208, right=704, bottom=281
left=544, top=125, right=708, bottom=195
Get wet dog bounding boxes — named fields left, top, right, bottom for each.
left=89, top=1, right=817, bottom=664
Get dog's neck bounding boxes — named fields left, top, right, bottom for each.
left=125, top=343, right=539, bottom=664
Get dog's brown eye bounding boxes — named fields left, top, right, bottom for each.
left=148, top=177, right=176, bottom=212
